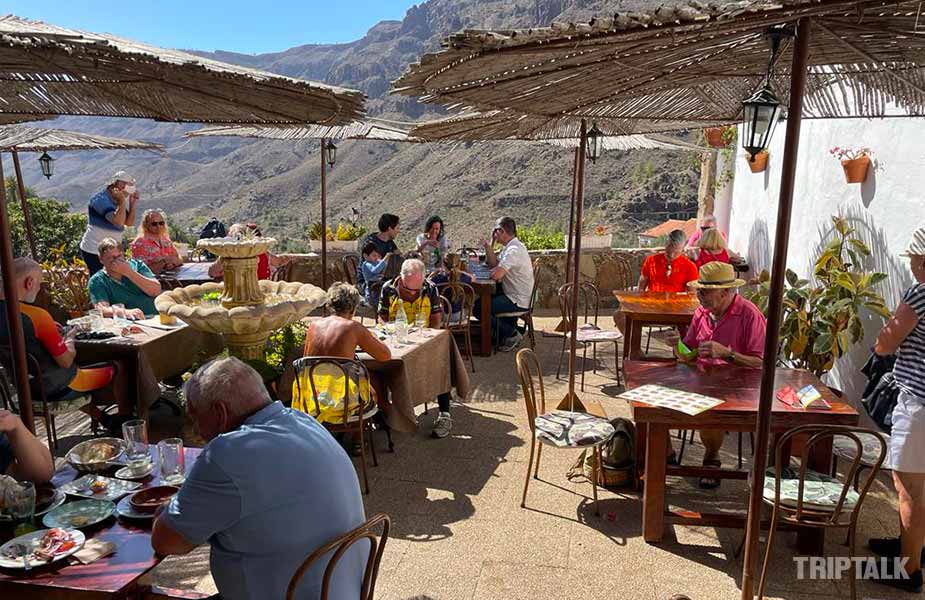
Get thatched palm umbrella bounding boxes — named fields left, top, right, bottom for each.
left=392, top=2, right=925, bottom=596
left=187, top=119, right=419, bottom=288
left=0, top=13, right=365, bottom=436
left=0, top=124, right=164, bottom=258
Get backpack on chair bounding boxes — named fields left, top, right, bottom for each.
left=567, top=417, right=636, bottom=488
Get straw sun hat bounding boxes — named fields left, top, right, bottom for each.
left=902, top=227, right=925, bottom=257
left=687, top=261, right=745, bottom=290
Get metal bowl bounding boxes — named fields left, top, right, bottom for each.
left=66, top=438, right=125, bottom=473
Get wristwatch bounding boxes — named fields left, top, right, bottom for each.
left=726, top=349, right=736, bottom=362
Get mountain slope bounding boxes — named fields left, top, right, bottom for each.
left=20, top=0, right=699, bottom=250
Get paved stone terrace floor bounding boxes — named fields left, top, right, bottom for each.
left=44, top=313, right=909, bottom=600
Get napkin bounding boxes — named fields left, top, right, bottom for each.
left=71, top=539, right=116, bottom=565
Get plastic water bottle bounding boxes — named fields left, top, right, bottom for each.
left=394, top=304, right=408, bottom=344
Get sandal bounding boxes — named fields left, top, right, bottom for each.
left=699, top=458, right=722, bottom=489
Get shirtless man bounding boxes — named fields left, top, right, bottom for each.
left=302, top=283, right=391, bottom=361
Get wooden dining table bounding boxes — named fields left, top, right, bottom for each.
left=0, top=446, right=202, bottom=600
left=76, top=321, right=224, bottom=417
left=625, top=360, right=859, bottom=552
left=612, top=291, right=700, bottom=360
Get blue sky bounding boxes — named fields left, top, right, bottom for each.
left=4, top=0, right=420, bottom=54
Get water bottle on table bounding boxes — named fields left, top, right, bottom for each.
left=394, top=305, right=408, bottom=344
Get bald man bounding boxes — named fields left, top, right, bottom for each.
left=0, top=258, right=132, bottom=435
left=152, top=357, right=367, bottom=600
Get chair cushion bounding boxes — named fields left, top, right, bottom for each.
left=762, top=466, right=859, bottom=511
left=534, top=410, right=615, bottom=447
left=832, top=432, right=889, bottom=467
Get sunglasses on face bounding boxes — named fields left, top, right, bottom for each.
left=149, top=221, right=165, bottom=227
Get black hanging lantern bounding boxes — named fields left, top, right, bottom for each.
left=324, top=140, right=337, bottom=168
left=586, top=122, right=603, bottom=164
left=741, top=84, right=782, bottom=161
left=38, top=151, right=54, bottom=179
left=741, top=26, right=790, bottom=161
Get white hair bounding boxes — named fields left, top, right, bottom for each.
left=401, top=258, right=425, bottom=277
left=184, top=356, right=270, bottom=415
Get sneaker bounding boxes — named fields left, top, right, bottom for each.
left=869, top=536, right=925, bottom=566
left=497, top=331, right=524, bottom=352
left=432, top=412, right=453, bottom=439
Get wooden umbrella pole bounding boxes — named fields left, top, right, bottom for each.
left=11, top=151, right=38, bottom=260
left=566, top=120, right=588, bottom=408
left=0, top=157, right=35, bottom=433
left=740, top=17, right=811, bottom=600
left=565, top=146, right=579, bottom=282
left=320, top=138, right=328, bottom=290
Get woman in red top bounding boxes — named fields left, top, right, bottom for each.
left=694, top=227, right=732, bottom=269
left=130, top=210, right=183, bottom=274
left=638, top=230, right=699, bottom=292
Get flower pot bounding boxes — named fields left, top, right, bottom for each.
left=746, top=150, right=768, bottom=173
left=705, top=127, right=730, bottom=148
left=841, top=155, right=870, bottom=184
left=309, top=239, right=358, bottom=253
left=580, top=233, right=612, bottom=249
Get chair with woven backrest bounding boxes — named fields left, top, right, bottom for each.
left=555, top=282, right=622, bottom=391
left=495, top=259, right=542, bottom=350
left=516, top=347, right=615, bottom=516
left=292, top=357, right=379, bottom=494
left=435, top=281, right=476, bottom=373
left=757, top=425, right=887, bottom=600
left=286, top=513, right=391, bottom=600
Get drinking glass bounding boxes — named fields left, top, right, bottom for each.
left=414, top=310, right=427, bottom=332
left=112, top=303, right=127, bottom=325
left=158, top=438, right=185, bottom=485
left=122, top=419, right=150, bottom=471
left=88, top=309, right=103, bottom=330
left=5, top=481, right=36, bottom=537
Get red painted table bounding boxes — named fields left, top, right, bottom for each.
left=0, top=446, right=201, bottom=600
left=612, top=291, right=699, bottom=361
left=625, top=361, right=858, bottom=551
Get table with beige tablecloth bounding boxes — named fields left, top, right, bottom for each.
left=76, top=320, right=224, bottom=417
left=358, top=328, right=470, bottom=432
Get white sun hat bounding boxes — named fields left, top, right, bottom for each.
left=107, top=170, right=136, bottom=186
left=903, top=227, right=925, bottom=257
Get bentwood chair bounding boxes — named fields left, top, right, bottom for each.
left=286, top=513, right=391, bottom=600
left=435, top=282, right=476, bottom=372
left=292, top=357, right=379, bottom=494
left=757, top=425, right=887, bottom=600
left=516, top=348, right=615, bottom=516
left=495, top=260, right=542, bottom=350
left=555, top=282, right=623, bottom=391
left=341, top=253, right=378, bottom=323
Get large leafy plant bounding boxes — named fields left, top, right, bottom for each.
left=40, top=246, right=91, bottom=315
left=746, top=216, right=890, bottom=377
left=518, top=223, right=565, bottom=251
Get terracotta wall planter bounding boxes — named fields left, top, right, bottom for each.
left=746, top=151, right=768, bottom=173
left=705, top=127, right=730, bottom=148
left=841, top=155, right=871, bottom=184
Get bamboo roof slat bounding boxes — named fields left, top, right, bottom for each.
left=186, top=118, right=420, bottom=142
left=392, top=0, right=925, bottom=123
left=0, top=124, right=164, bottom=152
left=0, top=14, right=365, bottom=125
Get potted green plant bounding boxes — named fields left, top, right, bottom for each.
left=308, top=221, right=366, bottom=253
left=704, top=126, right=735, bottom=149
left=829, top=147, right=872, bottom=184
left=581, top=224, right=613, bottom=249
left=40, top=246, right=91, bottom=318
left=745, top=216, right=890, bottom=378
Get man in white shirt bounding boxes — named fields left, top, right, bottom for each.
left=480, top=217, right=535, bottom=351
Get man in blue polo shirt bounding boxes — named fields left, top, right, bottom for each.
left=79, top=171, right=140, bottom=275
left=151, top=357, right=367, bottom=600
left=88, top=238, right=161, bottom=318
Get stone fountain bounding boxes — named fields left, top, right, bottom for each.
left=154, top=237, right=326, bottom=360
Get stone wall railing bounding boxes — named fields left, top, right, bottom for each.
left=279, top=248, right=655, bottom=310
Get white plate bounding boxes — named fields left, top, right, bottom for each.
left=115, top=495, right=154, bottom=520
left=115, top=463, right=154, bottom=481
left=0, top=528, right=85, bottom=569
left=59, top=475, right=141, bottom=502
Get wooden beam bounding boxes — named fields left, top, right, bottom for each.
left=11, top=151, right=38, bottom=260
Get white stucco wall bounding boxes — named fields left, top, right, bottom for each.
left=726, top=117, right=925, bottom=401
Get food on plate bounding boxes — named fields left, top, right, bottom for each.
left=82, top=443, right=117, bottom=463
left=158, top=313, right=177, bottom=326
left=68, top=515, right=92, bottom=527
left=89, top=478, right=109, bottom=494
left=75, top=330, right=117, bottom=341
left=33, top=528, right=77, bottom=561
left=121, top=325, right=144, bottom=335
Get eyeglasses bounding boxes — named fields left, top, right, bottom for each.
left=149, top=221, right=165, bottom=227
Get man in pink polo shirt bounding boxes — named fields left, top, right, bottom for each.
left=668, top=261, right=767, bottom=488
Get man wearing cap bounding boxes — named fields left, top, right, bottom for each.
left=79, top=171, right=140, bottom=275
left=667, top=261, right=766, bottom=488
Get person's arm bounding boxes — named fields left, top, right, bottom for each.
left=0, top=411, right=54, bottom=482
left=427, top=288, right=443, bottom=328
left=490, top=266, right=508, bottom=281
left=105, top=190, right=129, bottom=227
left=151, top=511, right=197, bottom=555
left=377, top=287, right=391, bottom=324
left=118, top=261, right=162, bottom=297
left=356, top=325, right=391, bottom=362
left=638, top=256, right=652, bottom=291
left=876, top=302, right=919, bottom=355
left=31, top=308, right=77, bottom=369
left=125, top=193, right=139, bottom=227
left=637, top=275, right=649, bottom=291
left=483, top=238, right=499, bottom=268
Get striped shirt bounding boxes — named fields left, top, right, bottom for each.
left=894, top=283, right=925, bottom=399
